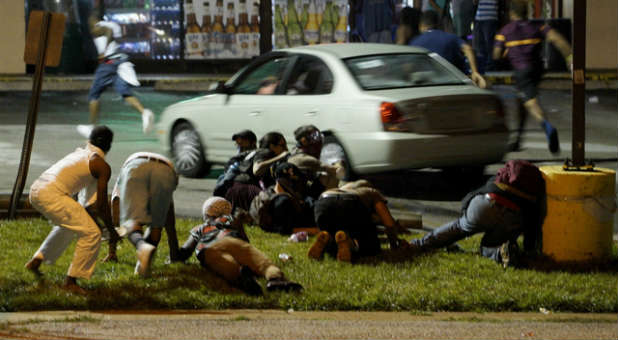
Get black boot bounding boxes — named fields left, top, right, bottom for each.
left=235, top=266, right=263, bottom=296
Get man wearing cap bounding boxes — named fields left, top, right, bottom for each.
left=111, top=152, right=180, bottom=276
left=407, top=160, right=546, bottom=267
left=213, top=129, right=260, bottom=212
left=176, top=197, right=303, bottom=296
left=25, top=126, right=117, bottom=294
left=288, top=125, right=344, bottom=199
left=232, top=129, right=257, bottom=153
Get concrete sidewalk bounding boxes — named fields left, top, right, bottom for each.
left=0, top=71, right=616, bottom=92
left=0, top=310, right=616, bottom=339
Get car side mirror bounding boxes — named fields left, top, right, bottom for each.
left=209, top=81, right=232, bottom=95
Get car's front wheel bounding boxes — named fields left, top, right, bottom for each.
left=171, top=122, right=210, bottom=178
left=320, top=135, right=355, bottom=181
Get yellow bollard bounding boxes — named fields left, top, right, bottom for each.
left=540, top=165, right=616, bottom=262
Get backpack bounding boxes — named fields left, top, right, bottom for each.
left=249, top=188, right=294, bottom=232
left=213, top=150, right=257, bottom=197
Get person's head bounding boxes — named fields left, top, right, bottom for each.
left=202, top=196, right=232, bottom=222
left=294, top=124, right=323, bottom=157
left=89, top=125, right=113, bottom=154
left=259, top=131, right=288, bottom=155
left=400, top=7, right=421, bottom=36
left=510, top=0, right=528, bottom=20
left=232, top=129, right=257, bottom=152
left=419, top=10, right=439, bottom=32
left=274, top=162, right=307, bottom=196
left=257, top=76, right=279, bottom=94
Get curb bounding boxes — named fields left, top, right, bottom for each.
left=0, top=72, right=615, bottom=92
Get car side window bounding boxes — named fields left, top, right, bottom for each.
left=233, top=57, right=290, bottom=95
left=285, top=56, right=333, bottom=95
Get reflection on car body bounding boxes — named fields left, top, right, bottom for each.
left=157, top=43, right=508, bottom=179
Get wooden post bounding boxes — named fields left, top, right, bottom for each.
left=571, top=0, right=586, bottom=166
left=7, top=11, right=65, bottom=219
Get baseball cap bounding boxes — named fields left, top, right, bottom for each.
left=232, top=129, right=257, bottom=144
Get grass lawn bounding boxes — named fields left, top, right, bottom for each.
left=1, top=218, right=616, bottom=313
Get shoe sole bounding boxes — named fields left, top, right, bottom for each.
left=335, top=231, right=352, bottom=263
left=308, top=232, right=330, bottom=260
left=135, top=244, right=156, bottom=277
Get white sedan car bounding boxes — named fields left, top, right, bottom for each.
left=157, top=43, right=508, bottom=178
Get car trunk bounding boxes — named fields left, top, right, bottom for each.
left=394, top=93, right=504, bottom=134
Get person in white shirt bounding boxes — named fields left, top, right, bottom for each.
left=25, top=126, right=116, bottom=295
left=76, top=6, right=154, bottom=138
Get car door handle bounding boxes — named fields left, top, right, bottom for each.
left=249, top=110, right=262, bottom=117
left=305, top=110, right=318, bottom=116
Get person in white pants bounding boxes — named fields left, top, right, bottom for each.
left=25, top=126, right=117, bottom=294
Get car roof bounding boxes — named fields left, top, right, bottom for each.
left=280, top=43, right=429, bottom=59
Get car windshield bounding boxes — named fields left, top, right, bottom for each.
left=344, top=54, right=466, bottom=90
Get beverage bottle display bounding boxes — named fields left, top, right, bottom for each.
left=185, top=0, right=203, bottom=58
left=319, top=0, right=336, bottom=43
left=274, top=4, right=288, bottom=48
left=334, top=3, right=347, bottom=43
left=303, top=0, right=319, bottom=45
left=236, top=0, right=251, bottom=58
left=287, top=0, right=303, bottom=46
left=201, top=1, right=212, bottom=58
left=212, top=0, right=225, bottom=58
left=224, top=1, right=237, bottom=57
left=250, top=2, right=260, bottom=56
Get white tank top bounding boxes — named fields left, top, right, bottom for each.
left=39, top=143, right=105, bottom=196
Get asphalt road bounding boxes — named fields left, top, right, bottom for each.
left=0, top=86, right=616, bottom=228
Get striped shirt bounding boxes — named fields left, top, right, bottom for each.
left=475, top=0, right=499, bottom=21
left=494, top=20, right=551, bottom=70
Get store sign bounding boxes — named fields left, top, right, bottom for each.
left=24, top=11, right=66, bottom=66
left=184, top=0, right=260, bottom=59
left=273, top=0, right=348, bottom=49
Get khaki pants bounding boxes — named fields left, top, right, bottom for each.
left=201, top=237, right=282, bottom=282
left=30, top=180, right=101, bottom=279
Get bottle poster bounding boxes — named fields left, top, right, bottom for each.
left=184, top=0, right=260, bottom=59
left=273, top=0, right=348, bottom=49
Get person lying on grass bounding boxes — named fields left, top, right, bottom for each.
left=175, top=197, right=303, bottom=296
left=308, top=179, right=410, bottom=263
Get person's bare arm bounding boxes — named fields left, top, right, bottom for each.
left=374, top=201, right=408, bottom=250
left=461, top=43, right=487, bottom=88
left=89, top=155, right=118, bottom=241
left=165, top=202, right=181, bottom=262
left=253, top=151, right=289, bottom=176
left=546, top=28, right=572, bottom=65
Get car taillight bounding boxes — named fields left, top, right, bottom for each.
left=380, top=102, right=402, bottom=123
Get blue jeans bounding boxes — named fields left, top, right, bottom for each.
left=473, top=20, right=498, bottom=73
left=88, top=56, right=133, bottom=101
left=412, top=194, right=523, bottom=262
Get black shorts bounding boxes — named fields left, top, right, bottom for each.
left=513, top=66, right=543, bottom=102
left=314, top=194, right=381, bottom=257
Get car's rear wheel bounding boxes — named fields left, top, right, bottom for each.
left=320, top=135, right=355, bottom=181
left=171, top=122, right=210, bottom=178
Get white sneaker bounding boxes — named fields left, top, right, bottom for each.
left=76, top=124, right=94, bottom=138
left=142, top=109, right=154, bottom=134
left=135, top=243, right=156, bottom=277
